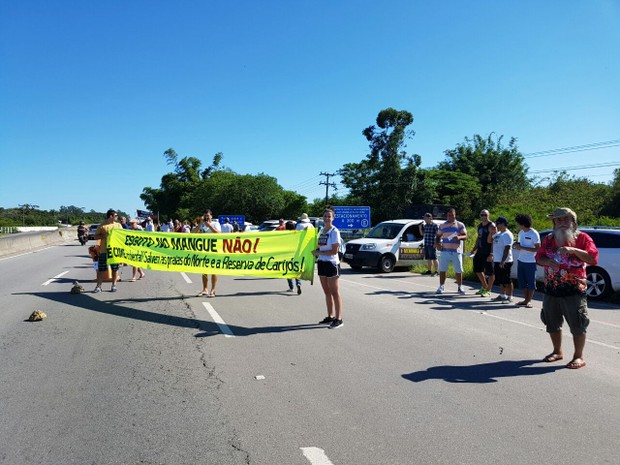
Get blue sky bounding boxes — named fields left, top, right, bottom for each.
left=1, top=1, right=619, bottom=216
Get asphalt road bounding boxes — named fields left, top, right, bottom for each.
left=1, top=242, right=619, bottom=465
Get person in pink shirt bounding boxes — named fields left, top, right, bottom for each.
left=535, top=208, right=598, bottom=369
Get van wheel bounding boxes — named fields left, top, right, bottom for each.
left=586, top=266, right=611, bottom=300
left=378, top=255, right=395, bottom=273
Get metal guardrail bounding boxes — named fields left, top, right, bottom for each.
left=0, top=227, right=19, bottom=235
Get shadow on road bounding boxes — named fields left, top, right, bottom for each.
left=366, top=289, right=529, bottom=312
left=14, top=290, right=324, bottom=338
left=402, top=359, right=563, bottom=384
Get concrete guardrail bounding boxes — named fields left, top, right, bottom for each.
left=0, top=227, right=79, bottom=258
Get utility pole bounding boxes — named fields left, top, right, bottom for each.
left=319, top=172, right=337, bottom=206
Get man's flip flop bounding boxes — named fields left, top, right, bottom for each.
left=566, top=359, right=586, bottom=369
left=543, top=353, right=563, bottom=363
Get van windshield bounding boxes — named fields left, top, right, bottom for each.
left=366, top=223, right=403, bottom=240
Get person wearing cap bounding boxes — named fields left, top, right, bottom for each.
left=535, top=207, right=598, bottom=369
left=513, top=213, right=540, bottom=308
left=490, top=216, right=514, bottom=303
left=93, top=209, right=122, bottom=293
left=419, top=213, right=439, bottom=276
left=470, top=209, right=496, bottom=296
left=128, top=219, right=146, bottom=281
left=435, top=208, right=468, bottom=294
left=145, top=218, right=154, bottom=232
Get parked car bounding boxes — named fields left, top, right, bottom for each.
left=240, top=222, right=258, bottom=232
left=342, top=219, right=443, bottom=272
left=87, top=224, right=99, bottom=240
left=511, top=227, right=620, bottom=299
left=257, top=220, right=296, bottom=231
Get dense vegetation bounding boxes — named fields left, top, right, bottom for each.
left=2, top=108, right=618, bottom=229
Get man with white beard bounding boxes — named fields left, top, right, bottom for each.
left=535, top=208, right=598, bottom=369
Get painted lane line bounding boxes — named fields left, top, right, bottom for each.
left=343, top=277, right=619, bottom=333
left=0, top=247, right=56, bottom=261
left=180, top=272, right=192, bottom=283
left=480, top=311, right=620, bottom=351
left=42, top=271, right=70, bottom=286
left=301, top=447, right=335, bottom=465
left=201, top=302, right=235, bottom=337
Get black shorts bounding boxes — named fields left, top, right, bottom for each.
left=423, top=245, right=437, bottom=260
left=318, top=261, right=340, bottom=278
left=493, top=262, right=513, bottom=285
left=473, top=252, right=494, bottom=275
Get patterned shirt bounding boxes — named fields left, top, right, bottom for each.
left=438, top=221, right=466, bottom=253
left=421, top=222, right=438, bottom=247
left=535, top=232, right=598, bottom=296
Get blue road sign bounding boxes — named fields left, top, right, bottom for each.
left=333, top=206, right=371, bottom=230
left=218, top=215, right=245, bottom=226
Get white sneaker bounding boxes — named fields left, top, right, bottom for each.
left=436, top=285, right=445, bottom=294
left=93, top=286, right=102, bottom=293
left=457, top=287, right=466, bottom=295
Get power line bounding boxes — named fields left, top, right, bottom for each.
left=287, top=175, right=323, bottom=191
left=524, top=139, right=620, bottom=159
left=530, top=161, right=620, bottom=174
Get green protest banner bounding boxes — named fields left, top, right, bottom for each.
left=107, top=228, right=317, bottom=281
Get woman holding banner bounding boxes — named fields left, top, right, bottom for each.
left=195, top=209, right=221, bottom=297
left=312, top=207, right=344, bottom=329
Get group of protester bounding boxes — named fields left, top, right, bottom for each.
left=91, top=205, right=597, bottom=367
left=419, top=206, right=598, bottom=370
left=91, top=208, right=346, bottom=330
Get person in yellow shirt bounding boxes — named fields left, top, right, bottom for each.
left=93, top=209, right=122, bottom=293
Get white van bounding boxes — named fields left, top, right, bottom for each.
left=342, top=219, right=442, bottom=272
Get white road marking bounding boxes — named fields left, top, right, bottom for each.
left=200, top=302, right=235, bottom=337
left=481, top=311, right=620, bottom=350
left=301, top=447, right=335, bottom=465
left=0, top=247, right=56, bottom=261
left=180, top=272, right=192, bottom=283
left=343, top=276, right=620, bottom=350
left=42, top=271, right=69, bottom=286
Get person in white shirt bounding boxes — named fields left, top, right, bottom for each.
left=513, top=213, right=541, bottom=308
left=311, top=208, right=344, bottom=329
left=491, top=216, right=514, bottom=303
left=220, top=217, right=234, bottom=233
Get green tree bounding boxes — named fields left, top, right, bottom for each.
left=339, top=108, right=420, bottom=223
left=422, top=169, right=482, bottom=221
left=141, top=149, right=222, bottom=221
left=601, top=168, right=620, bottom=217
left=193, top=171, right=306, bottom=223
left=437, top=134, right=529, bottom=210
